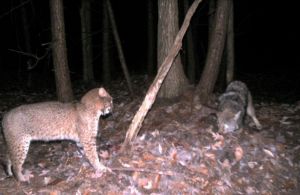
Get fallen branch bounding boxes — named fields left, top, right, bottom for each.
left=110, top=167, right=175, bottom=176
left=122, top=0, right=203, bottom=148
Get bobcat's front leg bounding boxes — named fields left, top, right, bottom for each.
left=81, top=136, right=107, bottom=172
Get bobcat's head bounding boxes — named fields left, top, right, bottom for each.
left=81, top=88, right=113, bottom=117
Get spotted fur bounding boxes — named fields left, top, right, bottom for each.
left=2, top=88, right=113, bottom=182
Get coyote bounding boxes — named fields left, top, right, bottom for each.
left=217, top=81, right=262, bottom=133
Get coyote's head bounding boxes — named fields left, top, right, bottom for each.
left=217, top=109, right=241, bottom=133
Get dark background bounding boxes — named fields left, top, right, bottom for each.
left=0, top=0, right=299, bottom=101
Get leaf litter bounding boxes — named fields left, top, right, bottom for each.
left=0, top=76, right=299, bottom=194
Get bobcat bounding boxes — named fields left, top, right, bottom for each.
left=2, top=87, right=113, bottom=182
left=217, top=81, right=262, bottom=133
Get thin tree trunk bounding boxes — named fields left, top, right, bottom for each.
left=208, top=0, right=216, bottom=44
left=102, top=0, right=111, bottom=85
left=20, top=3, right=33, bottom=88
left=123, top=0, right=202, bottom=148
left=147, top=0, right=155, bottom=76
left=183, top=0, right=196, bottom=84
left=106, top=0, right=133, bottom=95
left=226, top=0, right=234, bottom=84
left=194, top=0, right=230, bottom=104
left=49, top=0, right=74, bottom=102
left=157, top=0, right=188, bottom=98
left=80, top=0, right=94, bottom=83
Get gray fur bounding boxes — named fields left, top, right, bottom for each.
left=217, top=81, right=262, bottom=133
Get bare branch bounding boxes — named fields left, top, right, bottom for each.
left=0, top=0, right=31, bottom=20
left=122, top=0, right=203, bottom=148
left=8, top=46, right=50, bottom=70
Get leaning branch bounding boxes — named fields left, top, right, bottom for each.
left=122, top=0, right=203, bottom=148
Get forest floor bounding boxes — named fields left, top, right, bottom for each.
left=0, top=75, right=300, bottom=194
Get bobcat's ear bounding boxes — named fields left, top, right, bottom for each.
left=98, top=88, right=108, bottom=97
left=234, top=111, right=241, bottom=121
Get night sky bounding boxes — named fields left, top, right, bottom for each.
left=0, top=0, right=299, bottom=101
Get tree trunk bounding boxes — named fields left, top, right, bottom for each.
left=102, top=0, right=111, bottom=85
left=20, top=3, right=33, bottom=88
left=147, top=0, right=155, bottom=77
left=226, top=0, right=234, bottom=84
left=183, top=0, right=196, bottom=84
left=208, top=0, right=216, bottom=43
left=157, top=0, right=188, bottom=99
left=80, top=0, right=94, bottom=83
left=106, top=0, right=133, bottom=96
left=123, top=0, right=203, bottom=148
left=49, top=0, right=74, bottom=102
left=194, top=0, right=230, bottom=104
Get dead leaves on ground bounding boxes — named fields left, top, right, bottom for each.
left=0, top=79, right=299, bottom=194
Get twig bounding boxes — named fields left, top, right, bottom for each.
left=0, top=0, right=31, bottom=20
left=8, top=47, right=50, bottom=70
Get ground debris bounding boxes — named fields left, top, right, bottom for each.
left=0, top=77, right=299, bottom=194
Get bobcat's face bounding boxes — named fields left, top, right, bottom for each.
left=81, top=87, right=113, bottom=117
left=96, top=95, right=113, bottom=116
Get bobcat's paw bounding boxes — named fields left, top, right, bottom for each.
left=96, top=164, right=112, bottom=173
left=90, top=166, right=112, bottom=178
left=17, top=170, right=34, bottom=183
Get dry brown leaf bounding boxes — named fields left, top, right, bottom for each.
left=222, top=159, right=231, bottom=169
left=169, top=147, right=178, bottom=163
left=143, top=152, right=157, bottom=161
left=205, top=152, right=216, bottom=162
left=49, top=191, right=59, bottom=195
left=153, top=174, right=161, bottom=189
left=37, top=160, right=47, bottom=168
left=212, top=140, right=224, bottom=150
left=235, top=145, right=244, bottom=161
left=107, top=191, right=121, bottom=195
left=132, top=171, right=140, bottom=181
left=198, top=164, right=209, bottom=176
left=83, top=190, right=91, bottom=195
left=138, top=177, right=152, bottom=189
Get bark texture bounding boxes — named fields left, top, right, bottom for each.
left=123, top=0, right=202, bottom=147
left=80, top=0, right=94, bottom=83
left=195, top=0, right=230, bottom=104
left=147, top=0, right=155, bottom=76
left=106, top=0, right=133, bottom=95
left=183, top=0, right=196, bottom=84
left=226, top=0, right=234, bottom=84
left=102, top=0, right=111, bottom=84
left=50, top=0, right=74, bottom=102
left=157, top=0, right=188, bottom=98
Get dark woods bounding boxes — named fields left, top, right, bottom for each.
left=0, top=0, right=299, bottom=102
